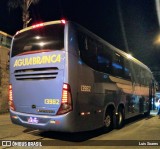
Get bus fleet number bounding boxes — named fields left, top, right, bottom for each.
left=81, top=85, right=91, bottom=92
left=44, top=99, right=60, bottom=105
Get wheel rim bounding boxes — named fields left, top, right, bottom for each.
left=104, top=115, right=111, bottom=127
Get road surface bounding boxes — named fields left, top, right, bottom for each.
left=0, top=111, right=160, bottom=149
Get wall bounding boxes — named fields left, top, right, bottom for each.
left=0, top=46, right=9, bottom=113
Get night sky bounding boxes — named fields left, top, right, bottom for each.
left=0, top=0, right=160, bottom=79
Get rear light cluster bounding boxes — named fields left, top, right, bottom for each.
left=15, top=19, right=66, bottom=35
left=57, top=83, right=72, bottom=115
left=32, top=23, right=44, bottom=29
left=8, top=85, right=16, bottom=111
left=32, top=19, right=65, bottom=29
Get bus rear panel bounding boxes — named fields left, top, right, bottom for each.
left=9, top=21, right=78, bottom=132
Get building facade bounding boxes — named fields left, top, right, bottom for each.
left=0, top=31, right=12, bottom=113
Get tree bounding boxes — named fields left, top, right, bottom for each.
left=8, top=0, right=40, bottom=28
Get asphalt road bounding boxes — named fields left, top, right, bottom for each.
left=0, top=111, right=160, bottom=149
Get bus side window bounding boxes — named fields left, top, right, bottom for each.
left=77, top=32, right=86, bottom=52
left=141, top=69, right=150, bottom=86
left=124, top=59, right=131, bottom=80
left=131, top=63, right=141, bottom=84
left=78, top=32, right=97, bottom=70
left=97, top=45, right=112, bottom=74
left=85, top=37, right=88, bottom=50
left=140, top=69, right=145, bottom=85
left=112, top=53, right=124, bottom=78
left=84, top=37, right=97, bottom=69
left=135, top=65, right=141, bottom=84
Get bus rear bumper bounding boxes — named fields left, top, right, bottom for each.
left=9, top=110, right=76, bottom=132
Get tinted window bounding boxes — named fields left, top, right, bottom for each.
left=124, top=59, right=131, bottom=80
left=77, top=31, right=145, bottom=81
left=112, top=53, right=124, bottom=77
left=141, top=69, right=152, bottom=86
left=133, top=64, right=141, bottom=84
left=11, top=24, right=64, bottom=57
left=97, top=45, right=112, bottom=74
left=78, top=33, right=97, bottom=70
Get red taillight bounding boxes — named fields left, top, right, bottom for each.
left=8, top=84, right=15, bottom=111
left=57, top=83, right=72, bottom=115
left=32, top=23, right=44, bottom=29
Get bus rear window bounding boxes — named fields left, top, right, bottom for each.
left=11, top=24, right=64, bottom=57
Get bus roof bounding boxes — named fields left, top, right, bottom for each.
left=15, top=20, right=65, bottom=35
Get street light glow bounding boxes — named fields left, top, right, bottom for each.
left=154, top=34, right=160, bottom=45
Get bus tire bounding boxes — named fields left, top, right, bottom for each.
left=103, top=110, right=113, bottom=132
left=116, top=107, right=125, bottom=129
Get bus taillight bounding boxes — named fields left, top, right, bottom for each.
left=57, top=83, right=72, bottom=115
left=8, top=84, right=15, bottom=111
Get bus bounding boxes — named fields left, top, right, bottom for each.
left=9, top=20, right=155, bottom=132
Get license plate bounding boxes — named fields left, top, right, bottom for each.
left=27, top=117, right=39, bottom=124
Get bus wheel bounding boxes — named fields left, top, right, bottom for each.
left=103, top=110, right=113, bottom=132
left=116, top=107, right=125, bottom=129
